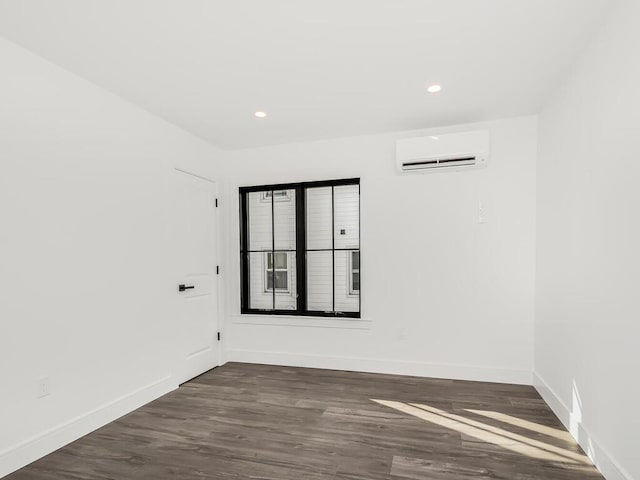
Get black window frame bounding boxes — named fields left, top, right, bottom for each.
left=240, top=178, right=360, bottom=318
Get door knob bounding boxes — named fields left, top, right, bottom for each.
left=178, top=284, right=195, bottom=292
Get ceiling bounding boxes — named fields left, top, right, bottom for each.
left=0, top=0, right=614, bottom=149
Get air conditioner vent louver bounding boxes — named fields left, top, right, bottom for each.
left=402, top=156, right=477, bottom=171
left=396, top=130, right=490, bottom=174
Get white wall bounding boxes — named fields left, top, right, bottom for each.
left=0, top=37, right=224, bottom=477
left=535, top=1, right=640, bottom=479
left=222, top=116, right=537, bottom=385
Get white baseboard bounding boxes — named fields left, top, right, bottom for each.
left=533, top=372, right=632, bottom=480
left=225, top=349, right=533, bottom=385
left=0, top=376, right=177, bottom=479
left=3, top=363, right=629, bottom=480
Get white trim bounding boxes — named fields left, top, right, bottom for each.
left=533, top=372, right=632, bottom=480
left=225, top=348, right=532, bottom=385
left=0, top=376, right=176, bottom=478
left=232, top=313, right=372, bottom=330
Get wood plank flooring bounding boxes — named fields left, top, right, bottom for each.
left=6, top=363, right=604, bottom=479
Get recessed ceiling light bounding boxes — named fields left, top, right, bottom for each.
left=254, top=111, right=267, bottom=118
left=427, top=84, right=442, bottom=94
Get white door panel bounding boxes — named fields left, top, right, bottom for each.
left=174, top=169, right=218, bottom=384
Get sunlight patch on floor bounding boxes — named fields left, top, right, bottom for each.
left=465, top=409, right=573, bottom=442
left=372, top=399, right=590, bottom=465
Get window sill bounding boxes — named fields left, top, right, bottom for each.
left=231, top=314, right=372, bottom=330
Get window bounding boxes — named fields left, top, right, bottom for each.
left=261, top=190, right=290, bottom=202
left=265, top=252, right=289, bottom=292
left=349, top=251, right=360, bottom=294
left=240, top=178, right=360, bottom=317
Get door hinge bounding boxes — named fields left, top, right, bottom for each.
left=217, top=332, right=221, bottom=341
left=215, top=198, right=218, bottom=207
left=216, top=265, right=220, bottom=275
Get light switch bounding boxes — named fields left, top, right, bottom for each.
left=478, top=201, right=486, bottom=224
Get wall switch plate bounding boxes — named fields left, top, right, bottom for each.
left=478, top=201, right=486, bottom=224
left=37, top=377, right=51, bottom=398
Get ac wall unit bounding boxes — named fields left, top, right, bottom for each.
left=396, top=130, right=490, bottom=174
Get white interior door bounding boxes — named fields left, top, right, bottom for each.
left=173, top=168, right=218, bottom=384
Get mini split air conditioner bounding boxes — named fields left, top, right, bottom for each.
left=395, top=130, right=490, bottom=174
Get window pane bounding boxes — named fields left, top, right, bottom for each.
left=275, top=271, right=288, bottom=289
left=307, top=250, right=332, bottom=311
left=274, top=188, right=296, bottom=250
left=352, top=251, right=360, bottom=269
left=248, top=252, right=273, bottom=310
left=275, top=252, right=297, bottom=311
left=265, top=253, right=291, bottom=290
left=334, top=184, right=359, bottom=249
left=352, top=272, right=360, bottom=291
left=335, top=250, right=359, bottom=312
left=248, top=191, right=273, bottom=251
left=306, top=187, right=332, bottom=250
left=274, top=252, right=287, bottom=269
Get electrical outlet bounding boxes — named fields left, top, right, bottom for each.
left=37, top=377, right=51, bottom=398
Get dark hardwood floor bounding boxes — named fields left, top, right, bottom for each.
left=7, top=363, right=604, bottom=479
